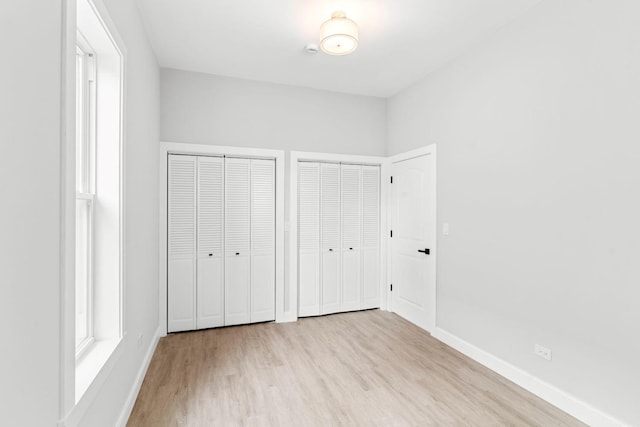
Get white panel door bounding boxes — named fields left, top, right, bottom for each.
left=341, top=164, right=361, bottom=312
left=250, top=159, right=275, bottom=323
left=391, top=154, right=436, bottom=331
left=297, top=162, right=321, bottom=317
left=361, top=165, right=380, bottom=309
left=196, top=156, right=224, bottom=329
left=225, top=157, right=251, bottom=326
left=320, top=163, right=341, bottom=315
left=167, top=155, right=197, bottom=333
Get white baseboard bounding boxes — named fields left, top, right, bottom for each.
left=115, top=326, right=161, bottom=427
left=432, top=327, right=628, bottom=427
left=277, top=311, right=298, bottom=323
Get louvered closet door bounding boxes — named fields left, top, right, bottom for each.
left=250, top=159, right=275, bottom=323
left=168, top=155, right=197, bottom=333
left=197, top=156, right=224, bottom=329
left=225, top=158, right=251, bottom=326
left=341, top=164, right=362, bottom=312
left=361, top=165, right=380, bottom=309
left=297, top=162, right=320, bottom=317
left=320, top=163, right=341, bottom=315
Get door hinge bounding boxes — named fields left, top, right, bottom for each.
left=390, top=230, right=393, bottom=238
left=390, top=284, right=393, bottom=291
left=390, top=176, right=393, bottom=184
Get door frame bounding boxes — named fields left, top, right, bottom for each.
left=289, top=151, right=389, bottom=319
left=387, top=144, right=437, bottom=332
left=159, top=141, right=286, bottom=337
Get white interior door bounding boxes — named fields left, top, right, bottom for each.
left=196, top=156, right=224, bottom=329
left=167, top=155, right=197, bottom=333
left=250, top=159, right=275, bottom=323
left=361, top=165, right=380, bottom=310
left=320, top=163, right=341, bottom=314
left=224, top=157, right=251, bottom=326
left=341, top=164, right=362, bottom=312
left=391, top=153, right=436, bottom=331
left=298, top=162, right=321, bottom=317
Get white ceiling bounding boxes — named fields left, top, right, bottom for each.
left=135, top=0, right=541, bottom=98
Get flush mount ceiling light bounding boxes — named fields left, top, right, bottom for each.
left=319, top=11, right=358, bottom=56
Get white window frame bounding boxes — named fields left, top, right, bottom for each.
left=68, top=0, right=127, bottom=413
left=75, top=33, right=97, bottom=359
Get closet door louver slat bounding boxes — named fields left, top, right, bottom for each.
left=197, top=157, right=224, bottom=257
left=362, top=166, right=380, bottom=249
left=225, top=159, right=251, bottom=256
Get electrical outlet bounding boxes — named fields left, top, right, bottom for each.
left=443, top=223, right=450, bottom=235
left=534, top=344, right=552, bottom=361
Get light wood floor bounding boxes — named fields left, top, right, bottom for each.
left=127, top=310, right=583, bottom=426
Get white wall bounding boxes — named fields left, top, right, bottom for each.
left=71, top=0, right=160, bottom=425
left=161, top=69, right=386, bottom=155
left=0, top=1, right=159, bottom=426
left=387, top=0, right=640, bottom=424
left=160, top=69, right=386, bottom=314
left=0, top=1, right=63, bottom=425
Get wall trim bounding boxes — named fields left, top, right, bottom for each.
left=115, top=326, right=161, bottom=427
left=289, top=150, right=389, bottom=318
left=158, top=141, right=288, bottom=336
left=432, top=327, right=629, bottom=427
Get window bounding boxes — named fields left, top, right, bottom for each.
left=75, top=34, right=96, bottom=357
left=74, top=0, right=124, bottom=402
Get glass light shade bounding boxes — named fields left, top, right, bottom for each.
left=320, top=11, right=358, bottom=55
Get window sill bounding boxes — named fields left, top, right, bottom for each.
left=75, top=334, right=126, bottom=404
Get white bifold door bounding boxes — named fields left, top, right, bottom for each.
left=249, top=159, right=276, bottom=323
left=168, top=154, right=275, bottom=333
left=361, top=165, right=381, bottom=309
left=167, top=155, right=198, bottom=332
left=321, top=163, right=341, bottom=314
left=197, top=156, right=225, bottom=329
left=340, top=164, right=362, bottom=312
left=298, top=162, right=321, bottom=316
left=298, top=161, right=380, bottom=317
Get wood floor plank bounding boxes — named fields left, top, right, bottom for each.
left=127, top=310, right=584, bottom=427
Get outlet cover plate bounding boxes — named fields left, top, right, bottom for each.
left=534, top=344, right=552, bottom=361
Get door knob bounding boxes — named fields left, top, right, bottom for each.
left=418, top=248, right=430, bottom=255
